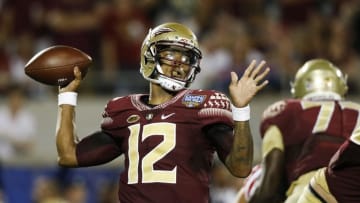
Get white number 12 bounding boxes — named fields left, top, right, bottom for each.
left=127, top=123, right=177, bottom=184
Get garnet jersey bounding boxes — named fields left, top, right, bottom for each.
left=98, top=89, right=233, bottom=203
left=297, top=140, right=360, bottom=203
left=325, top=138, right=360, bottom=202
left=260, top=99, right=360, bottom=185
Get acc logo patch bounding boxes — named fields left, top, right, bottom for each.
left=127, top=115, right=140, bottom=123
left=182, top=94, right=206, bottom=107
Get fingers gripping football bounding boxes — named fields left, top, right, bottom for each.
left=229, top=60, right=270, bottom=107
left=59, top=66, right=82, bottom=93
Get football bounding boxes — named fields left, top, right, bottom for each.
left=24, top=45, right=92, bottom=86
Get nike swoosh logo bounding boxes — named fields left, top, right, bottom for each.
left=161, top=113, right=175, bottom=120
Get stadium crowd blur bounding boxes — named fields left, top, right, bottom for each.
left=1, top=0, right=360, bottom=202
left=1, top=0, right=360, bottom=97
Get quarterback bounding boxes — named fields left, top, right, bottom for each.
left=54, top=22, right=269, bottom=202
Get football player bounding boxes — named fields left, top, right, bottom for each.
left=54, top=22, right=270, bottom=202
left=245, top=59, right=359, bottom=203
left=297, top=127, right=360, bottom=202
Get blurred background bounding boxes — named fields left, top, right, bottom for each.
left=0, top=0, right=360, bottom=202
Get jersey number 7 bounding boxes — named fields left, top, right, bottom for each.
left=301, top=101, right=360, bottom=140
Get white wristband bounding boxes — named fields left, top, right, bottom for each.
left=231, top=104, right=250, bottom=121
left=58, top=92, right=78, bottom=106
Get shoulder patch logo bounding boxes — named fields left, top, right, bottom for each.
left=182, top=94, right=206, bottom=107
left=127, top=115, right=140, bottom=123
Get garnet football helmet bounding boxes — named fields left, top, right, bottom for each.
left=140, top=22, right=202, bottom=91
left=291, top=59, right=348, bottom=99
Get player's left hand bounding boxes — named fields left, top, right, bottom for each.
left=229, top=60, right=270, bottom=107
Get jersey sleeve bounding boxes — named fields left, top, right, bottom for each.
left=101, top=96, right=124, bottom=131
left=100, top=96, right=132, bottom=134
left=260, top=100, right=299, bottom=145
left=76, top=131, right=123, bottom=167
left=261, top=125, right=284, bottom=158
left=76, top=96, right=132, bottom=166
left=197, top=90, right=234, bottom=128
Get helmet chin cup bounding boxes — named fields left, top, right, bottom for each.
left=158, top=74, right=186, bottom=91
left=143, top=62, right=191, bottom=92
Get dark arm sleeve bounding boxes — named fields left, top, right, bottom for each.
left=75, top=131, right=123, bottom=167
left=204, top=124, right=234, bottom=164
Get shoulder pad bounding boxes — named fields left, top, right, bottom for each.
left=262, top=100, right=287, bottom=120
left=103, top=95, right=133, bottom=117
left=198, top=90, right=231, bottom=110
left=183, top=90, right=232, bottom=123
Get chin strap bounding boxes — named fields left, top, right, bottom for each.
left=147, top=61, right=200, bottom=92
left=153, top=62, right=187, bottom=91
left=158, top=74, right=186, bottom=91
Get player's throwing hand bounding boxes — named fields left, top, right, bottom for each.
left=59, top=66, right=82, bottom=93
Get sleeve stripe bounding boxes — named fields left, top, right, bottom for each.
left=199, top=108, right=232, bottom=120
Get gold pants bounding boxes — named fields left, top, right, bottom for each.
left=296, top=168, right=337, bottom=203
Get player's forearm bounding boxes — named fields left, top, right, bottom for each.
left=56, top=105, right=79, bottom=167
left=226, top=121, right=253, bottom=177
left=250, top=150, right=285, bottom=203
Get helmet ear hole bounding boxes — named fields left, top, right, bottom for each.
left=144, top=56, right=148, bottom=64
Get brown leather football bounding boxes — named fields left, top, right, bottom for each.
left=25, top=45, right=92, bottom=86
